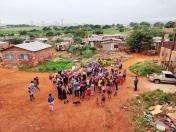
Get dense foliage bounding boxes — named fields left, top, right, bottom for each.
left=8, top=38, right=24, bottom=44
left=126, top=27, right=154, bottom=52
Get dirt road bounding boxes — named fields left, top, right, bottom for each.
left=0, top=54, right=158, bottom=132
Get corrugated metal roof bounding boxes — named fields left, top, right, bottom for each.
left=14, top=41, right=52, bottom=52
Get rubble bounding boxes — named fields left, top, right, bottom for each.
left=150, top=105, right=162, bottom=115
left=146, top=103, right=176, bottom=131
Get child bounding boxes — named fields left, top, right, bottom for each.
left=34, top=77, right=39, bottom=90
left=106, top=83, right=112, bottom=99
left=123, top=69, right=126, bottom=80
left=86, top=87, right=91, bottom=99
left=101, top=91, right=106, bottom=105
left=90, top=83, right=95, bottom=96
left=28, top=87, right=34, bottom=101
left=48, top=93, right=54, bottom=111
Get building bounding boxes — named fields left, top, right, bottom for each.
left=0, top=42, right=12, bottom=59
left=160, top=33, right=176, bottom=72
left=84, top=35, right=126, bottom=51
left=35, top=37, right=48, bottom=42
left=55, top=37, right=74, bottom=51
left=1, top=41, right=52, bottom=66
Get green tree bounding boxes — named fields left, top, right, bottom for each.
left=19, top=31, right=27, bottom=35
left=55, top=38, right=63, bottom=43
left=8, top=38, right=24, bottom=45
left=46, top=31, right=54, bottom=37
left=74, top=29, right=87, bottom=38
left=168, top=34, right=174, bottom=41
left=129, top=22, right=139, bottom=27
left=94, top=29, right=103, bottom=34
left=42, top=27, right=51, bottom=31
left=74, top=36, right=82, bottom=43
left=140, top=21, right=150, bottom=27
left=102, top=25, right=111, bottom=29
left=150, top=27, right=162, bottom=37
left=126, top=27, right=153, bottom=52
left=53, top=26, right=59, bottom=30
left=153, top=22, right=164, bottom=28
left=165, top=21, right=176, bottom=28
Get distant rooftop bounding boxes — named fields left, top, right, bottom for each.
left=14, top=41, right=51, bottom=52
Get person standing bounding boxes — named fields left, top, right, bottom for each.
left=123, top=69, right=126, bottom=80
left=62, top=89, right=69, bottom=104
left=48, top=93, right=54, bottom=111
left=28, top=87, right=34, bottom=101
left=134, top=76, right=138, bottom=91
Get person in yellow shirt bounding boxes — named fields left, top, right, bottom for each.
left=98, top=79, right=102, bottom=91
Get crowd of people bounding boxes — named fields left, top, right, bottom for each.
left=47, top=59, right=130, bottom=111
left=27, top=58, right=139, bottom=112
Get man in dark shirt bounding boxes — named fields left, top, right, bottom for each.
left=134, top=76, right=138, bottom=91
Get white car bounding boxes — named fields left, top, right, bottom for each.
left=148, top=71, right=176, bottom=84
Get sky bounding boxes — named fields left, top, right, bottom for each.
left=0, top=0, right=176, bottom=25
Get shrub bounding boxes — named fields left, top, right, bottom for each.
left=18, top=65, right=31, bottom=71
left=8, top=38, right=24, bottom=45
left=83, top=50, right=93, bottom=58
left=140, top=89, right=176, bottom=107
left=129, top=60, right=164, bottom=76
left=38, top=60, right=75, bottom=72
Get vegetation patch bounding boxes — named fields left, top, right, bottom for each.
left=38, top=59, right=75, bottom=72
left=18, top=65, right=32, bottom=71
left=129, top=60, right=164, bottom=76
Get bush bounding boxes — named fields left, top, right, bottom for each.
left=8, top=38, right=24, bottom=45
left=38, top=60, right=75, bottom=72
left=129, top=60, right=164, bottom=76
left=83, top=50, right=93, bottom=58
left=18, top=65, right=31, bottom=71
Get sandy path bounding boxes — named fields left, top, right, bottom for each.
left=0, top=54, right=158, bottom=132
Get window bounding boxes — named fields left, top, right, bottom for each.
left=19, top=54, right=29, bottom=60
left=4, top=53, right=14, bottom=60
left=165, top=74, right=175, bottom=78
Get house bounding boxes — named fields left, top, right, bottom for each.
left=84, top=35, right=126, bottom=51
left=1, top=41, right=52, bottom=66
left=0, top=42, right=12, bottom=59
left=55, top=37, right=74, bottom=51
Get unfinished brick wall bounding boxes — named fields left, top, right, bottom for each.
left=2, top=47, right=52, bottom=66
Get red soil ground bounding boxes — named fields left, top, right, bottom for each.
left=0, top=54, right=159, bottom=132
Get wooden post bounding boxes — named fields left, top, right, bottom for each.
left=160, top=33, right=165, bottom=66
left=168, top=33, right=176, bottom=71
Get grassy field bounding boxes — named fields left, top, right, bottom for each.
left=103, top=28, right=120, bottom=35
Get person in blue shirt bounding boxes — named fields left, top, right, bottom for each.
left=48, top=93, right=54, bottom=111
